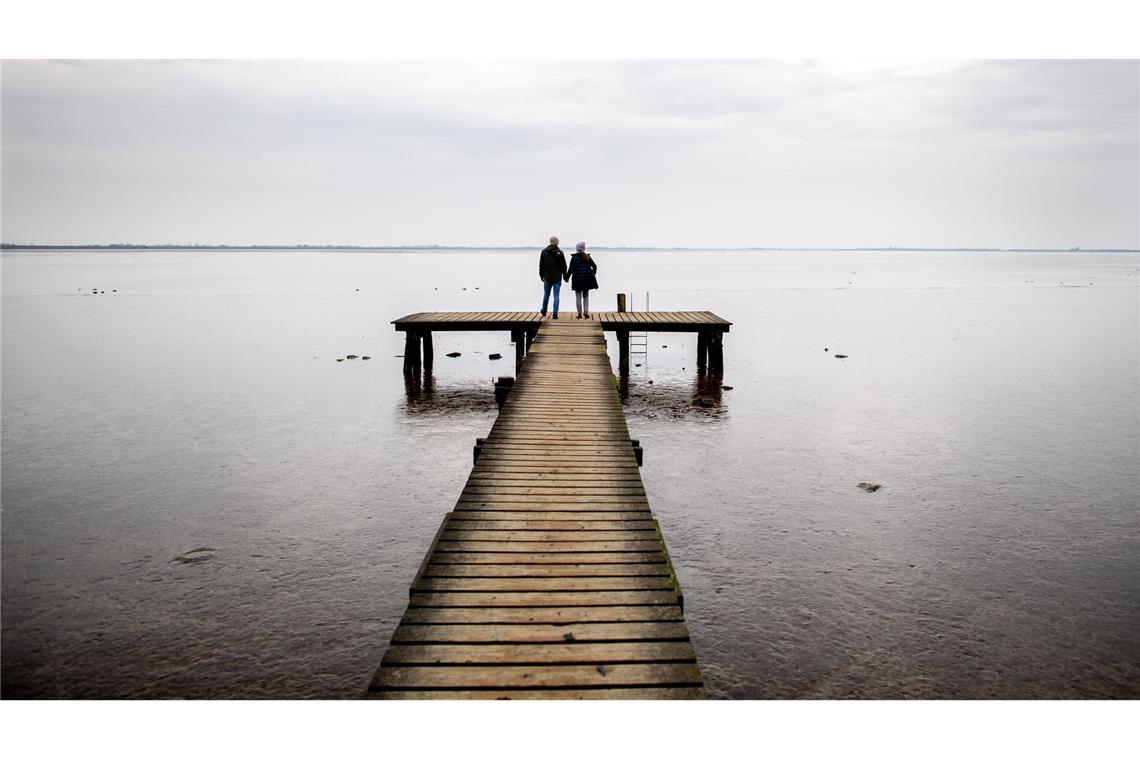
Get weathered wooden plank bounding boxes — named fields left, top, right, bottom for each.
left=381, top=641, right=697, bottom=665
left=453, top=501, right=652, bottom=515
left=466, top=475, right=645, bottom=484
left=457, top=494, right=649, bottom=504
left=370, top=687, right=706, bottom=700
left=399, top=605, right=685, bottom=625
left=458, top=488, right=648, bottom=498
left=422, top=562, right=669, bottom=577
left=408, top=589, right=679, bottom=607
left=449, top=508, right=649, bottom=518
left=371, top=662, right=703, bottom=690
left=453, top=505, right=653, bottom=515
left=428, top=551, right=666, bottom=564
left=412, top=576, right=676, bottom=593
left=470, top=463, right=641, bottom=474
left=390, top=621, right=692, bottom=643
left=446, top=519, right=655, bottom=531
left=436, top=540, right=665, bottom=554
left=441, top=530, right=660, bottom=543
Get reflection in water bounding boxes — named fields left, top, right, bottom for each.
left=621, top=373, right=728, bottom=421
left=403, top=372, right=497, bottom=416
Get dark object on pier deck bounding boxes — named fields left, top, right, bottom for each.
left=370, top=318, right=704, bottom=700
left=393, top=306, right=731, bottom=375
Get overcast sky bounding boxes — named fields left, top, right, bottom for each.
left=2, top=59, right=1137, bottom=248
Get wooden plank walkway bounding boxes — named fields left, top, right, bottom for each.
left=369, top=318, right=705, bottom=699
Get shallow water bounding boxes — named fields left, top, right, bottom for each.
left=2, top=248, right=1138, bottom=698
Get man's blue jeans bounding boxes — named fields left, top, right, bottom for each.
left=541, top=280, right=561, bottom=315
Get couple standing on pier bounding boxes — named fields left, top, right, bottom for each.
left=539, top=236, right=598, bottom=319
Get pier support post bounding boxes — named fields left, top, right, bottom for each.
left=697, top=331, right=709, bottom=373
left=402, top=331, right=422, bottom=375
left=617, top=293, right=629, bottom=375
left=525, top=328, right=536, bottom=353
left=421, top=330, right=433, bottom=371
left=512, top=330, right=525, bottom=369
left=708, top=332, right=724, bottom=375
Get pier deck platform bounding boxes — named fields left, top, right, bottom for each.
left=369, top=318, right=705, bottom=699
left=393, top=309, right=731, bottom=374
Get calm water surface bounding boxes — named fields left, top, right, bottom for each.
left=2, top=248, right=1138, bottom=698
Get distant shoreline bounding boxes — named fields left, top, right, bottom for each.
left=4, top=244, right=1138, bottom=253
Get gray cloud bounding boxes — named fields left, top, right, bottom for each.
left=2, top=59, right=1136, bottom=247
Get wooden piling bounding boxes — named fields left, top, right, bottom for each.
left=512, top=329, right=525, bottom=368
left=708, top=332, right=723, bottom=375
left=696, top=331, right=709, bottom=372
left=616, top=294, right=629, bottom=375
left=422, top=330, right=433, bottom=371
left=403, top=331, right=421, bottom=375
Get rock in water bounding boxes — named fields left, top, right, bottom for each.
left=173, top=547, right=216, bottom=564
left=336, top=358, right=344, bottom=362
left=722, top=385, right=733, bottom=390
left=362, top=356, right=371, bottom=360
left=835, top=354, right=848, bottom=359
left=346, top=355, right=358, bottom=359
left=857, top=482, right=882, bottom=492
left=446, top=352, right=461, bottom=358
left=488, top=353, right=502, bottom=360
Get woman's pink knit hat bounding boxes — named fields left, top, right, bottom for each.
left=576, top=242, right=586, bottom=253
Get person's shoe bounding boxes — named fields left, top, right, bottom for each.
left=585, top=312, right=591, bottom=319
left=540, top=311, right=547, bottom=318
left=552, top=313, right=558, bottom=319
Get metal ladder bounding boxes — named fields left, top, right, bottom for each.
left=628, top=291, right=649, bottom=358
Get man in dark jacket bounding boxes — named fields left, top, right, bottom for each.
left=538, top=236, right=568, bottom=318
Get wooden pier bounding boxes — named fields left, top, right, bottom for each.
left=369, top=317, right=707, bottom=699
left=394, top=309, right=731, bottom=375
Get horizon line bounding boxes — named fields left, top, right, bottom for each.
left=4, top=243, right=1139, bottom=253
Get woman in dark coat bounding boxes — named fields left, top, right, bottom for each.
left=565, top=241, right=598, bottom=319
